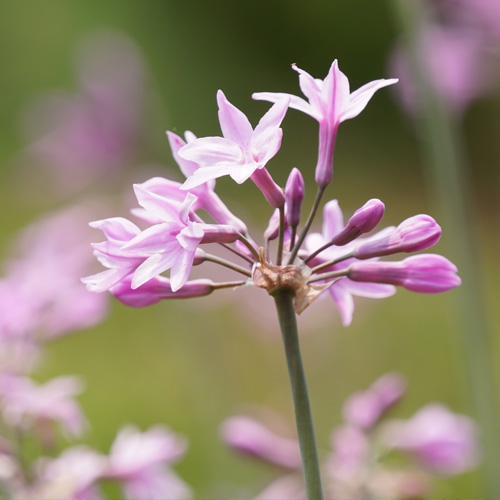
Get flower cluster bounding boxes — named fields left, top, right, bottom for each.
left=221, top=374, right=479, bottom=499
left=84, top=60, right=460, bottom=326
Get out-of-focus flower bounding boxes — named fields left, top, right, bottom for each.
left=180, top=90, right=288, bottom=207
left=390, top=24, right=490, bottom=114
left=0, top=206, right=109, bottom=350
left=103, top=425, right=191, bottom=500
left=342, top=373, right=406, bottom=430
left=381, top=403, right=480, bottom=475
left=0, top=374, right=86, bottom=441
left=221, top=415, right=302, bottom=469
left=253, top=61, right=397, bottom=187
left=32, top=446, right=106, bottom=500
left=20, top=30, right=148, bottom=192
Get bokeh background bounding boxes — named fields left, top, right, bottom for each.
left=1, top=1, right=499, bottom=498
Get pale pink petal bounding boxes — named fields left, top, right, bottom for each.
left=293, top=64, right=325, bottom=112
left=133, top=184, right=183, bottom=222
left=82, top=267, right=133, bottom=293
left=322, top=60, right=351, bottom=123
left=181, top=165, right=234, bottom=190
left=131, top=251, right=182, bottom=289
left=90, top=217, right=140, bottom=242
left=343, top=280, right=396, bottom=298
left=179, top=136, right=242, bottom=167
left=253, top=91, right=315, bottom=118
left=342, top=78, right=398, bottom=121
left=328, top=282, right=354, bottom=326
left=217, top=90, right=253, bottom=146
left=322, top=200, right=345, bottom=241
left=122, top=223, right=182, bottom=254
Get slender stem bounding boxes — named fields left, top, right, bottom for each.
left=389, top=0, right=500, bottom=496
left=219, top=242, right=255, bottom=265
left=276, top=205, right=286, bottom=265
left=308, top=271, right=345, bottom=284
left=309, top=252, right=354, bottom=275
left=211, top=280, right=247, bottom=290
left=287, top=185, right=326, bottom=265
left=203, top=253, right=252, bottom=277
left=273, top=289, right=324, bottom=500
left=237, top=235, right=260, bottom=261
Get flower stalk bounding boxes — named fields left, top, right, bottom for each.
left=272, top=288, right=324, bottom=500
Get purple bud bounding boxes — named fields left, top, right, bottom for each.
left=110, top=276, right=214, bottom=307
left=198, top=223, right=240, bottom=244
left=331, top=199, right=385, bottom=246
left=250, top=168, right=285, bottom=208
left=264, top=209, right=281, bottom=241
left=285, top=168, right=305, bottom=228
left=354, top=215, right=441, bottom=259
left=347, top=254, right=461, bottom=293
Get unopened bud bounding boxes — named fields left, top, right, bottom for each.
left=285, top=168, right=305, bottom=228
left=354, top=214, right=441, bottom=259
left=332, top=199, right=385, bottom=246
left=250, top=168, right=285, bottom=208
left=347, top=254, right=461, bottom=293
left=264, top=209, right=281, bottom=241
left=110, top=276, right=214, bottom=307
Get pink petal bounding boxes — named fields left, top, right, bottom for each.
left=322, top=200, right=344, bottom=241
left=132, top=251, right=182, bottom=289
left=181, top=164, right=234, bottom=190
left=253, top=91, right=315, bottom=118
left=217, top=90, right=253, bottom=146
left=321, top=60, right=350, bottom=123
left=342, top=78, right=398, bottom=121
left=329, top=282, right=354, bottom=326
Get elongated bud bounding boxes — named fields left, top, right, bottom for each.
left=198, top=223, right=240, bottom=244
left=315, top=120, right=337, bottom=188
left=347, top=254, right=461, bottom=293
left=250, top=168, right=285, bottom=208
left=332, top=199, right=385, bottom=246
left=285, top=168, right=305, bottom=228
left=354, top=214, right=441, bottom=259
left=110, top=276, right=214, bottom=307
left=264, top=209, right=281, bottom=241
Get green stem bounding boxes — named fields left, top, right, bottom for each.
left=273, top=289, right=324, bottom=500
left=389, top=0, right=500, bottom=496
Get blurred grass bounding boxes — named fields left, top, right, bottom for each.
left=0, top=0, right=498, bottom=498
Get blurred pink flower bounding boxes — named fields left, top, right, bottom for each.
left=0, top=374, right=86, bottom=440
left=390, top=24, right=492, bottom=114
left=221, top=415, right=302, bottom=469
left=20, top=30, right=147, bottom=192
left=0, top=206, right=109, bottom=343
left=33, top=446, right=106, bottom=500
left=103, top=425, right=191, bottom=500
left=381, top=403, right=480, bottom=475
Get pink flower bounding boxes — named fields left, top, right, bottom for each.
left=342, top=373, right=407, bottom=429
left=305, top=200, right=396, bottom=326
left=20, top=30, right=147, bottom=192
left=179, top=90, right=288, bottom=206
left=220, top=415, right=302, bottom=469
left=0, top=206, right=108, bottom=341
left=33, top=446, right=106, bottom=500
left=104, top=425, right=191, bottom=500
left=382, top=404, right=480, bottom=475
left=0, top=374, right=86, bottom=440
left=254, top=60, right=397, bottom=187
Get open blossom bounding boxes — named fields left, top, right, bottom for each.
left=179, top=90, right=288, bottom=207
left=253, top=61, right=397, bottom=187
left=103, top=425, right=191, bottom=500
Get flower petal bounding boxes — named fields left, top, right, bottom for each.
left=217, top=90, right=253, bottom=146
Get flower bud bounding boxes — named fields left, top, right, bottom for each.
left=264, top=209, right=281, bottom=241
left=198, top=223, right=240, bottom=244
left=347, top=254, right=461, bottom=293
left=250, top=168, right=285, bottom=208
left=354, top=215, right=441, bottom=259
left=110, top=276, right=214, bottom=307
left=331, top=199, right=385, bottom=246
left=285, top=168, right=305, bottom=228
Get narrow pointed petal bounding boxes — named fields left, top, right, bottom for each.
left=217, top=90, right=253, bottom=146
left=253, top=92, right=315, bottom=118
left=170, top=249, right=197, bottom=292
left=329, top=283, right=354, bottom=326
left=133, top=183, right=185, bottom=222
left=131, top=251, right=180, bottom=289
left=342, top=78, right=399, bottom=121
left=181, top=165, right=233, bottom=190
left=322, top=60, right=351, bottom=123
left=179, top=136, right=242, bottom=167
left=122, top=223, right=180, bottom=254
left=90, top=217, right=141, bottom=242
left=322, top=200, right=345, bottom=241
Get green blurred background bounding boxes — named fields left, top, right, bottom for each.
left=1, top=1, right=499, bottom=497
